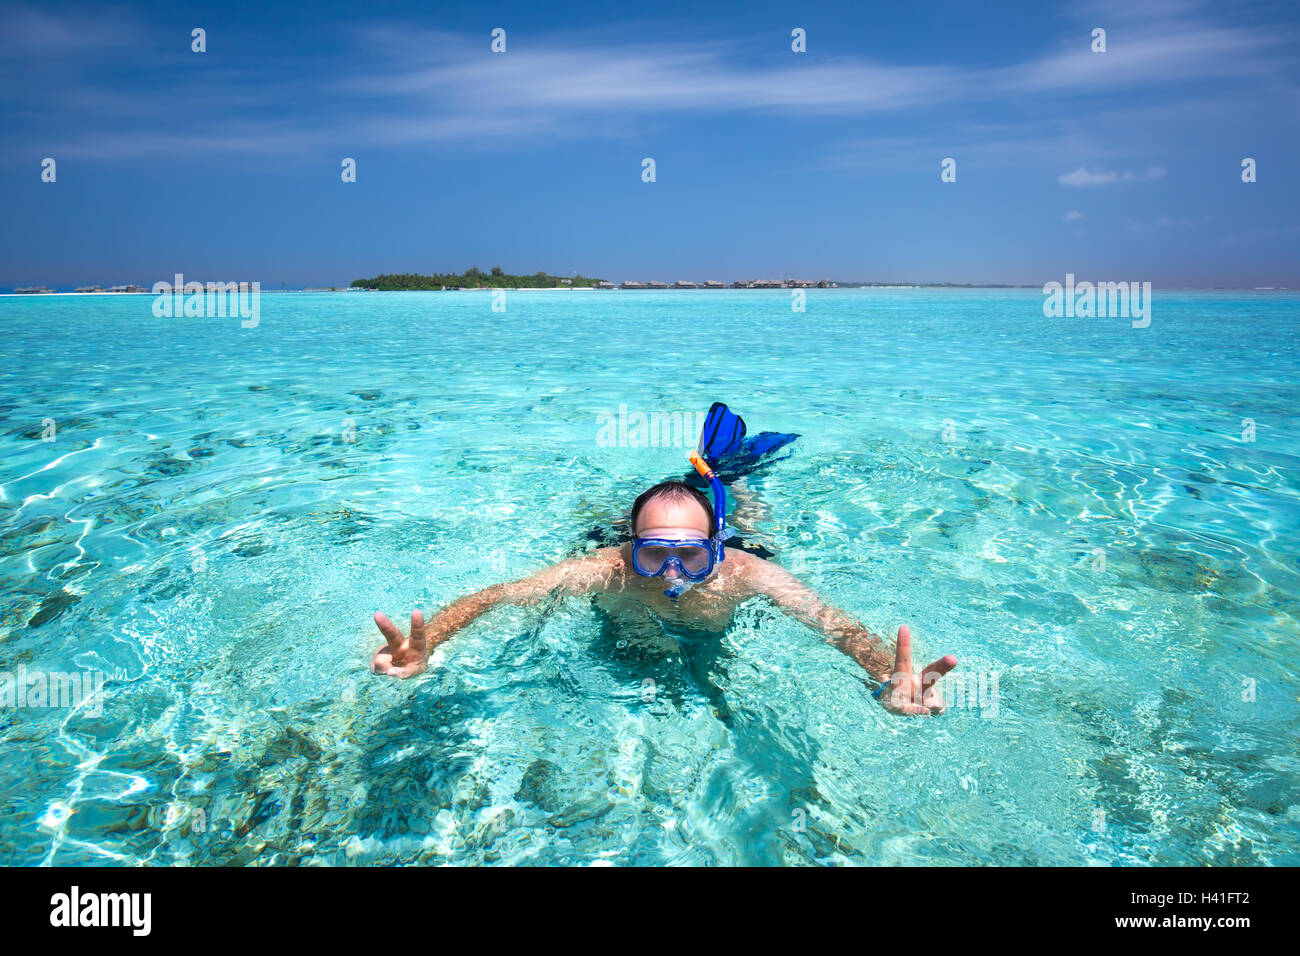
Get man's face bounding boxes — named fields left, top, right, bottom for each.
left=634, top=496, right=711, bottom=541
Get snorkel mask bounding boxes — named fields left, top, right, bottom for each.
left=632, top=450, right=730, bottom=600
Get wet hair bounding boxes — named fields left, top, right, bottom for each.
left=630, top=481, right=714, bottom=535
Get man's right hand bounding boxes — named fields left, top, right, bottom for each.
left=878, top=624, right=956, bottom=716
left=371, top=610, right=430, bottom=678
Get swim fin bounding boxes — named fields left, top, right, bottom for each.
left=697, top=401, right=747, bottom=460
left=692, top=402, right=799, bottom=483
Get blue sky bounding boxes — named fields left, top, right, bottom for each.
left=2, top=0, right=1298, bottom=288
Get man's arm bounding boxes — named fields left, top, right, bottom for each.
left=371, top=549, right=620, bottom=678
left=746, top=555, right=957, bottom=715
left=746, top=556, right=894, bottom=681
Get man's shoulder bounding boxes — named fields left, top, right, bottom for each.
left=723, top=549, right=804, bottom=589
left=542, top=546, right=628, bottom=593
left=722, top=548, right=770, bottom=578
left=583, top=545, right=630, bottom=574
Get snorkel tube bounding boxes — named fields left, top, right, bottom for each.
left=688, top=450, right=728, bottom=563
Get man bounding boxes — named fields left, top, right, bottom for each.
left=372, top=479, right=956, bottom=716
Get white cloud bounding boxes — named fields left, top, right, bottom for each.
left=1059, top=166, right=1166, bottom=187
left=1060, top=168, right=1119, bottom=186
left=1064, top=210, right=1086, bottom=221
left=7, top=0, right=1294, bottom=159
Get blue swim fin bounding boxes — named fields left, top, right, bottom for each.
left=692, top=402, right=799, bottom=482
left=741, top=430, right=798, bottom=460
left=697, top=401, right=747, bottom=460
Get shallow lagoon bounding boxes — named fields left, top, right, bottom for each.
left=1, top=289, right=1296, bottom=865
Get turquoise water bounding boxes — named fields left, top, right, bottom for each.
left=1, top=288, right=1297, bottom=866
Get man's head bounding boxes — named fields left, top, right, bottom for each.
left=630, top=481, right=714, bottom=539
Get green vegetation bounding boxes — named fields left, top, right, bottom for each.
left=350, top=267, right=604, bottom=290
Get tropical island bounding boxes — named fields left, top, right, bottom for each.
left=351, top=268, right=604, bottom=290
left=348, top=270, right=1033, bottom=292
